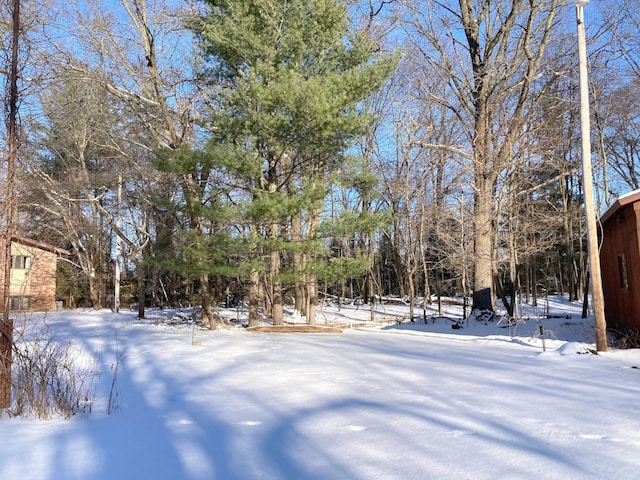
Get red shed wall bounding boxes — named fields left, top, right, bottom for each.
left=600, top=202, right=640, bottom=330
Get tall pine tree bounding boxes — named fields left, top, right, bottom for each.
left=191, top=0, right=396, bottom=325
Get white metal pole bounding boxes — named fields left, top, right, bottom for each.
left=115, top=174, right=122, bottom=313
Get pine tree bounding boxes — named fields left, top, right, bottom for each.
left=191, top=0, right=396, bottom=324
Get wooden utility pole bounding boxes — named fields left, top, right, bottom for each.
left=1, top=0, right=21, bottom=409
left=574, top=0, right=607, bottom=351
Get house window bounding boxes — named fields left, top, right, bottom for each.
left=11, top=255, right=31, bottom=269
left=618, top=253, right=629, bottom=289
left=9, top=296, right=30, bottom=310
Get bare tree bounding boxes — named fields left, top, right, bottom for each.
left=25, top=70, right=123, bottom=309
left=24, top=0, right=222, bottom=323
left=399, top=0, right=565, bottom=313
left=601, top=82, right=640, bottom=192
left=1, top=0, right=20, bottom=410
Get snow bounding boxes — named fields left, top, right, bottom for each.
left=2, top=297, right=640, bottom=480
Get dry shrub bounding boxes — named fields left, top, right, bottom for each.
left=106, top=334, right=125, bottom=415
left=610, top=328, right=640, bottom=349
left=7, top=320, right=99, bottom=419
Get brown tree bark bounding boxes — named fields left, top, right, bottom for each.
left=1, top=0, right=20, bottom=409
left=248, top=268, right=260, bottom=327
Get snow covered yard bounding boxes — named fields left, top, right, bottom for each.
left=1, top=298, right=640, bottom=480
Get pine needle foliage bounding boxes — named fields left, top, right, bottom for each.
left=184, top=0, right=397, bottom=316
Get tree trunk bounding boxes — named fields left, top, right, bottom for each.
left=531, top=266, right=538, bottom=307
left=0, top=318, right=12, bottom=409
left=472, top=179, right=495, bottom=311
left=496, top=274, right=513, bottom=317
left=509, top=219, right=519, bottom=319
left=200, top=272, right=217, bottom=329
left=408, top=270, right=415, bottom=322
left=392, top=207, right=406, bottom=298
left=293, top=250, right=305, bottom=315
left=422, top=262, right=430, bottom=322
left=88, top=267, right=105, bottom=310
left=562, top=179, right=578, bottom=302
left=137, top=262, right=145, bottom=319
left=271, top=249, right=283, bottom=326
left=555, top=256, right=564, bottom=298
left=248, top=268, right=260, bottom=327
left=0, top=0, right=18, bottom=410
left=305, top=272, right=317, bottom=325
left=302, top=197, right=324, bottom=325
left=292, top=216, right=305, bottom=315
left=369, top=271, right=375, bottom=322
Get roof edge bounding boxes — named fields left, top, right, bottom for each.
left=600, top=189, right=640, bottom=225
left=11, top=235, right=71, bottom=256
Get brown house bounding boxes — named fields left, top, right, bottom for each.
left=600, top=190, right=640, bottom=331
left=0, top=236, right=70, bottom=312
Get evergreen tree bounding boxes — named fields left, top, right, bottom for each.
left=191, top=0, right=396, bottom=324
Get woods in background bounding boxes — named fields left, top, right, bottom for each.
left=3, top=0, right=640, bottom=324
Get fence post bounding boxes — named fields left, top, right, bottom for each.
left=539, top=324, right=546, bottom=352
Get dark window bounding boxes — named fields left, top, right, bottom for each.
left=618, top=253, right=629, bottom=289
left=9, top=296, right=29, bottom=310
left=11, top=255, right=31, bottom=269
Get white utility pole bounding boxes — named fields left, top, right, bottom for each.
left=114, top=174, right=122, bottom=313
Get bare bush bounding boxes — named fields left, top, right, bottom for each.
left=106, top=333, right=125, bottom=415
left=610, top=328, right=640, bottom=349
left=7, top=321, right=99, bottom=419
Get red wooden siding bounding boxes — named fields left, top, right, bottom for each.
left=600, top=194, right=640, bottom=330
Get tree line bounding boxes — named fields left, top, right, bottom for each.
left=2, top=0, right=640, bottom=326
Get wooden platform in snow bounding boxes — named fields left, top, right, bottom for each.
left=246, top=325, right=343, bottom=333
